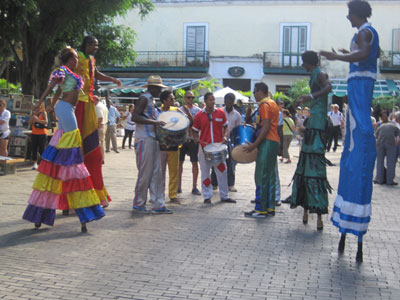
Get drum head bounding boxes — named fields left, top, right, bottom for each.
left=158, top=111, right=189, bottom=131
left=232, top=145, right=258, bottom=164
left=204, top=143, right=227, bottom=152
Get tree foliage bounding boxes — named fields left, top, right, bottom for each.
left=0, top=0, right=153, bottom=97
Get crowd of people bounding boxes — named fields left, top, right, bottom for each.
left=13, top=0, right=398, bottom=263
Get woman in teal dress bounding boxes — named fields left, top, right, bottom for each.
left=290, top=51, right=332, bottom=230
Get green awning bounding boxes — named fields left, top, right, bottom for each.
left=329, top=79, right=399, bottom=98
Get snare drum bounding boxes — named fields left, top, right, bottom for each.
left=203, top=143, right=228, bottom=165
left=157, top=111, right=189, bottom=147
left=231, top=125, right=258, bottom=163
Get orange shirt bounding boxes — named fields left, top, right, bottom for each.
left=32, top=112, right=47, bottom=135
left=257, top=98, right=280, bottom=142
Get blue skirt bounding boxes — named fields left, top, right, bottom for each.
left=331, top=77, right=376, bottom=237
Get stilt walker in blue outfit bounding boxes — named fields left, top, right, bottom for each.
left=320, top=0, right=379, bottom=263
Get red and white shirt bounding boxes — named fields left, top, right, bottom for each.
left=192, top=107, right=228, bottom=147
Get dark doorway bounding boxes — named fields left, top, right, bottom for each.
left=223, top=79, right=251, bottom=91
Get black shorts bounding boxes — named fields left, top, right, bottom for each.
left=179, top=140, right=199, bottom=162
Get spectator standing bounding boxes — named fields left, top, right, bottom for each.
left=29, top=102, right=48, bottom=169
left=327, top=104, right=343, bottom=152
left=122, top=104, right=135, bottom=149
left=0, top=99, right=11, bottom=157
left=281, top=109, right=295, bottom=163
left=177, top=91, right=202, bottom=196
left=106, top=100, right=120, bottom=153
left=94, top=96, right=108, bottom=161
left=374, top=121, right=400, bottom=185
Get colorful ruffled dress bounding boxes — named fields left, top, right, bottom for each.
left=290, top=67, right=332, bottom=214
left=23, top=66, right=105, bottom=226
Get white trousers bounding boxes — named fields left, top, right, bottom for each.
left=198, top=146, right=228, bottom=200
left=133, top=137, right=165, bottom=209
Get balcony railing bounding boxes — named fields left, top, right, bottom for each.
left=135, top=51, right=209, bottom=68
left=379, top=51, right=400, bottom=73
left=263, top=52, right=308, bottom=75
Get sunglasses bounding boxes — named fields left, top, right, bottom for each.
left=186, top=96, right=195, bottom=99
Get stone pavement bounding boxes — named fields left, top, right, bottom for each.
left=1, top=139, right=400, bottom=300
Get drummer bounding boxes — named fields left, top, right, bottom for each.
left=211, top=93, right=241, bottom=192
left=244, top=82, right=280, bottom=217
left=192, top=92, right=235, bottom=204
left=131, top=75, right=173, bottom=214
left=157, top=90, right=193, bottom=204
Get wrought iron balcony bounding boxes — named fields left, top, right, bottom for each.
left=379, top=51, right=400, bottom=73
left=263, top=52, right=309, bottom=75
left=101, top=51, right=210, bottom=74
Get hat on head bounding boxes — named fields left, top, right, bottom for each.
left=144, top=75, right=167, bottom=88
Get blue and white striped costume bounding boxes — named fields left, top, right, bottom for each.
left=331, top=23, right=379, bottom=237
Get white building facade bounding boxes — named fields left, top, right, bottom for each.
left=113, top=0, right=400, bottom=95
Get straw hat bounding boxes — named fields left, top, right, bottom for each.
left=144, top=75, right=167, bottom=88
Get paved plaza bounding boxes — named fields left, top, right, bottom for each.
left=1, top=139, right=400, bottom=300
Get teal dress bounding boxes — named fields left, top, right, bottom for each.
left=290, top=67, right=332, bottom=214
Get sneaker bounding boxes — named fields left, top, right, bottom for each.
left=133, top=205, right=151, bottom=214
left=221, top=198, right=236, bottom=203
left=177, top=188, right=182, bottom=194
left=152, top=207, right=173, bottom=214
left=228, top=186, right=238, bottom=192
left=204, top=198, right=211, bottom=204
left=32, top=162, right=38, bottom=170
left=191, top=187, right=201, bottom=195
left=244, top=210, right=267, bottom=218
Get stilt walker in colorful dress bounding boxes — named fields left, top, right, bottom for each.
left=23, top=48, right=105, bottom=233
left=320, top=0, right=379, bottom=262
left=70, top=35, right=121, bottom=210
left=290, top=51, right=333, bottom=230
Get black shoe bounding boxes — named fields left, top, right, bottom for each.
left=114, top=149, right=120, bottom=153
left=251, top=199, right=256, bottom=203
left=275, top=201, right=281, bottom=207
left=192, top=188, right=201, bottom=195
left=204, top=198, right=211, bottom=204
left=221, top=198, right=236, bottom=203
left=177, top=188, right=182, bottom=194
left=281, top=196, right=291, bottom=204
left=373, top=180, right=383, bottom=185
left=34, top=223, right=41, bottom=229
left=81, top=223, right=87, bottom=233
left=62, top=210, right=69, bottom=216
left=387, top=182, right=398, bottom=186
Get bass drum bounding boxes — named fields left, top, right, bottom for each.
left=230, top=124, right=258, bottom=164
left=157, top=110, right=189, bottom=148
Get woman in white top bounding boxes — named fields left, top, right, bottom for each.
left=0, top=99, right=11, bottom=157
left=122, top=104, right=135, bottom=149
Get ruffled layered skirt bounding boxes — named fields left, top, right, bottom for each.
left=23, top=129, right=105, bottom=226
left=290, top=126, right=332, bottom=214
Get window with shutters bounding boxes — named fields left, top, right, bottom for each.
left=184, top=23, right=208, bottom=64
left=280, top=23, right=310, bottom=67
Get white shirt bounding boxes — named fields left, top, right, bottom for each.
left=0, top=109, right=11, bottom=138
left=124, top=111, right=136, bottom=131
left=96, top=102, right=108, bottom=125
left=328, top=111, right=343, bottom=127
left=223, top=107, right=242, bottom=135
